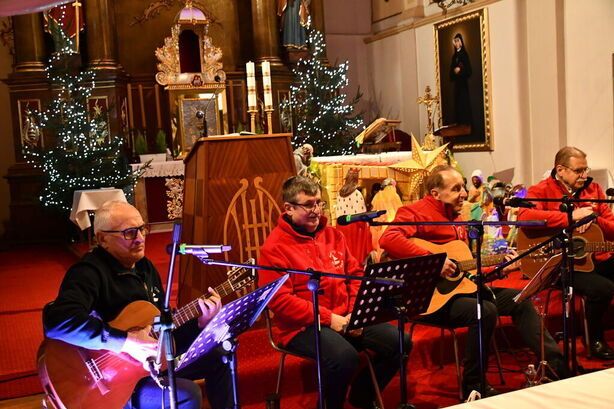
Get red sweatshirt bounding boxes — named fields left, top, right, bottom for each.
left=379, top=195, right=468, bottom=259
left=517, top=174, right=614, bottom=263
left=258, top=214, right=363, bottom=346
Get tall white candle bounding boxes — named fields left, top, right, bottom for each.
left=262, top=61, right=273, bottom=108
left=246, top=61, right=257, bottom=109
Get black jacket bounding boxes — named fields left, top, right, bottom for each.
left=43, top=247, right=197, bottom=353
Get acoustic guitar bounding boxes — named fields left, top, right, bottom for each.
left=37, top=265, right=256, bottom=409
left=517, top=224, right=614, bottom=278
left=407, top=238, right=509, bottom=315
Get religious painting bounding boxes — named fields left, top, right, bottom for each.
left=435, top=8, right=493, bottom=152
left=87, top=96, right=111, bottom=143
left=17, top=99, right=43, bottom=149
left=177, top=93, right=221, bottom=153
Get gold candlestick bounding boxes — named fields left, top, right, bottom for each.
left=265, top=107, right=273, bottom=134
left=248, top=109, right=258, bottom=133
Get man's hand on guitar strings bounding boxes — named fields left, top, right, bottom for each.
left=120, top=325, right=158, bottom=366
left=441, top=257, right=459, bottom=278
left=198, top=287, right=222, bottom=329
left=572, top=207, right=594, bottom=234
left=501, top=249, right=521, bottom=273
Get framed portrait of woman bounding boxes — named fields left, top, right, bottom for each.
left=435, top=8, right=493, bottom=152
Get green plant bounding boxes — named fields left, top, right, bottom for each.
left=134, top=131, right=147, bottom=155
left=154, top=129, right=167, bottom=153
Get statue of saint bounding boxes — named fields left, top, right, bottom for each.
left=277, top=0, right=310, bottom=49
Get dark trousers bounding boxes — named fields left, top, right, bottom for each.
left=124, top=345, right=233, bottom=409
left=286, top=323, right=410, bottom=409
left=573, top=257, right=614, bottom=341
left=421, top=287, right=562, bottom=387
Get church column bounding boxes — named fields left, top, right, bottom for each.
left=310, top=0, right=326, bottom=35
left=250, top=0, right=282, bottom=64
left=12, top=13, right=46, bottom=72
left=85, top=0, right=120, bottom=69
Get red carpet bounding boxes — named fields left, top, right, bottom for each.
left=0, top=233, right=613, bottom=408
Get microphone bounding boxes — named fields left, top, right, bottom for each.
left=178, top=244, right=232, bottom=255
left=606, top=188, right=614, bottom=196
left=493, top=196, right=536, bottom=208
left=337, top=210, right=386, bottom=226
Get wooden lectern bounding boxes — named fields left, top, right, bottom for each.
left=179, top=133, right=296, bottom=306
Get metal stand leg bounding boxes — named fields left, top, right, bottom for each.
left=222, top=339, right=241, bottom=409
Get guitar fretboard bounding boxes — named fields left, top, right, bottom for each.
left=457, top=253, right=507, bottom=272
left=583, top=242, right=614, bottom=253
left=172, top=274, right=239, bottom=327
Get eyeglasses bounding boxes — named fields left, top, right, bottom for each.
left=290, top=200, right=327, bottom=213
left=561, top=165, right=590, bottom=176
left=101, top=224, right=149, bottom=240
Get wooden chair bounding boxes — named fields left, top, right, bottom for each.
left=263, top=308, right=385, bottom=408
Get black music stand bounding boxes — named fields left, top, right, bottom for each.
left=176, top=275, right=289, bottom=409
left=514, top=253, right=563, bottom=384
left=347, top=253, right=446, bottom=408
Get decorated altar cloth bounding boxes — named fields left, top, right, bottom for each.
left=130, top=161, right=185, bottom=225
left=311, top=151, right=414, bottom=224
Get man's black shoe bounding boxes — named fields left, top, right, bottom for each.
left=462, top=383, right=501, bottom=401
left=590, top=340, right=614, bottom=360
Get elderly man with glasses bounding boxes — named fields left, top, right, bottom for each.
left=43, top=201, right=233, bottom=408
left=258, top=176, right=411, bottom=409
left=518, top=146, right=614, bottom=360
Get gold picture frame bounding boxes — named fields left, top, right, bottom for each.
left=435, top=8, right=493, bottom=152
left=176, top=91, right=223, bottom=153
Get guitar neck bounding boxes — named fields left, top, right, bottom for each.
left=584, top=242, right=614, bottom=253
left=457, top=253, right=507, bottom=272
left=172, top=279, right=236, bottom=328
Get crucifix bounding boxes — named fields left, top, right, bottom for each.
left=416, top=85, right=440, bottom=149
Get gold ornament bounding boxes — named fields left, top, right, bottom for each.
left=389, top=133, right=449, bottom=199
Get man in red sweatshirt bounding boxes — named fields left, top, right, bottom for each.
left=259, top=176, right=410, bottom=409
left=379, top=165, right=566, bottom=399
left=517, top=146, right=614, bottom=360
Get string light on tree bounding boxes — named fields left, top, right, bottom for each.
left=22, top=25, right=139, bottom=213
left=280, top=20, right=363, bottom=156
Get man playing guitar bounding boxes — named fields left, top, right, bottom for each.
left=42, top=201, right=233, bottom=408
left=380, top=165, right=567, bottom=399
left=518, top=146, right=614, bottom=360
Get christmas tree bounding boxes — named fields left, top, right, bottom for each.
left=23, top=27, right=137, bottom=214
left=282, top=22, right=363, bottom=156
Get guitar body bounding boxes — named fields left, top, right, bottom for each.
left=408, top=238, right=478, bottom=315
left=37, top=265, right=256, bottom=409
left=38, top=301, right=160, bottom=409
left=517, top=224, right=604, bottom=278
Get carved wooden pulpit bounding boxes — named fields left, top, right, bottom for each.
left=178, top=133, right=296, bottom=305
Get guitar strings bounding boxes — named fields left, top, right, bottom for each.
left=90, top=277, right=243, bottom=369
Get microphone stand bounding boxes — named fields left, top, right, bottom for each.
left=514, top=195, right=614, bottom=375
left=369, top=218, right=546, bottom=397
left=188, top=255, right=404, bottom=409
left=196, top=77, right=225, bottom=138
left=153, top=221, right=183, bottom=409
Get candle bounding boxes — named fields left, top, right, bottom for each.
left=138, top=84, right=146, bottom=129
left=246, top=61, right=257, bottom=109
left=262, top=61, right=273, bottom=108
left=154, top=84, right=162, bottom=129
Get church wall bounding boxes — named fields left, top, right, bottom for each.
left=365, top=0, right=614, bottom=187
left=563, top=0, right=614, bottom=187
left=324, top=0, right=376, bottom=123
left=0, top=17, right=14, bottom=237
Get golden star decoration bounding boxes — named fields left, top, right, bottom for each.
left=389, top=134, right=449, bottom=198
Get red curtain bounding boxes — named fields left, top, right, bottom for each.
left=0, top=0, right=71, bottom=16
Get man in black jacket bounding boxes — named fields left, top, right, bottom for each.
left=44, top=201, right=232, bottom=408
